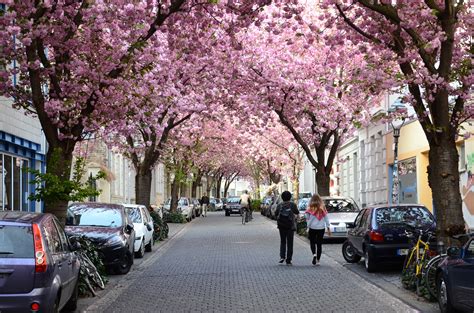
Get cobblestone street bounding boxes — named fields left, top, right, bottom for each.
left=82, top=212, right=428, bottom=313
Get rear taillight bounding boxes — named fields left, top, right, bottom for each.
left=369, top=230, right=384, bottom=242
left=32, top=224, right=47, bottom=273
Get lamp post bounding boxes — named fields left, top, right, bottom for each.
left=390, top=118, right=405, bottom=205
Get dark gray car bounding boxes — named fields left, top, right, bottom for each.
left=0, top=211, right=80, bottom=312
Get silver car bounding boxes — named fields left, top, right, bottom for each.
left=322, top=196, right=360, bottom=238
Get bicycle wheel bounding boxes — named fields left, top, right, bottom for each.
left=84, top=276, right=97, bottom=297
left=423, top=255, right=443, bottom=299
left=81, top=253, right=105, bottom=290
left=91, top=271, right=105, bottom=290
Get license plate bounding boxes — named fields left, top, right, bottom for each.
left=334, top=227, right=347, bottom=232
left=398, top=249, right=409, bottom=256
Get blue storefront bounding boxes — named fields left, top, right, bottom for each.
left=0, top=131, right=45, bottom=212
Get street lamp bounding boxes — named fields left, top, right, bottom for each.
left=389, top=104, right=406, bottom=205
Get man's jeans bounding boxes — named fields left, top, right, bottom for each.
left=202, top=204, right=208, bottom=216
left=279, top=228, right=295, bottom=261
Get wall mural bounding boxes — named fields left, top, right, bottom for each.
left=461, top=152, right=474, bottom=230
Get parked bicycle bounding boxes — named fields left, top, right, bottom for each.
left=70, top=236, right=106, bottom=297
left=401, top=227, right=437, bottom=298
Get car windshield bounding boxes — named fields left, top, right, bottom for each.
left=324, top=199, right=359, bottom=213
left=298, top=199, right=309, bottom=211
left=0, top=225, right=33, bottom=258
left=375, top=206, right=434, bottom=227
left=67, top=206, right=123, bottom=227
left=178, top=198, right=188, bottom=206
left=227, top=197, right=240, bottom=203
left=127, top=208, right=142, bottom=223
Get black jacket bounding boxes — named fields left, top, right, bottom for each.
left=201, top=196, right=210, bottom=205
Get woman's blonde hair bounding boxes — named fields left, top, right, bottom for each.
left=307, top=194, right=325, bottom=213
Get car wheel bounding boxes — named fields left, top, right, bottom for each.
left=63, top=278, right=79, bottom=311
left=342, top=241, right=361, bottom=263
left=135, top=240, right=145, bottom=258
left=437, top=274, right=455, bottom=313
left=145, top=237, right=153, bottom=252
left=364, top=249, right=377, bottom=273
left=115, top=251, right=133, bottom=275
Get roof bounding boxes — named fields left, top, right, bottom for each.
left=69, top=202, right=124, bottom=210
left=367, top=203, right=428, bottom=210
left=0, top=211, right=46, bottom=224
left=122, top=204, right=147, bottom=209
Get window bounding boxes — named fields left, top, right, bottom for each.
left=127, top=207, right=142, bottom=223
left=53, top=218, right=70, bottom=252
left=43, top=218, right=62, bottom=254
left=466, top=240, right=474, bottom=258
left=0, top=154, right=29, bottom=211
left=354, top=209, right=365, bottom=227
left=361, top=209, right=371, bottom=229
left=0, top=225, right=34, bottom=258
left=66, top=205, right=123, bottom=227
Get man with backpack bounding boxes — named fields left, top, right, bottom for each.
left=275, top=191, right=299, bottom=265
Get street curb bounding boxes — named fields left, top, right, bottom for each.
left=82, top=222, right=190, bottom=312
left=261, top=216, right=420, bottom=312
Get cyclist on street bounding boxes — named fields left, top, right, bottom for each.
left=240, top=190, right=251, bottom=222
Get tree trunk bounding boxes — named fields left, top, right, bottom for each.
left=315, top=164, right=330, bottom=196
left=216, top=176, right=222, bottom=199
left=43, top=147, right=74, bottom=224
left=170, top=175, right=179, bottom=213
left=293, top=179, right=299, bottom=203
left=205, top=175, right=213, bottom=197
left=427, top=137, right=465, bottom=245
left=191, top=172, right=202, bottom=198
left=135, top=165, right=152, bottom=207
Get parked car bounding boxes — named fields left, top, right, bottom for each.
left=124, top=204, right=154, bottom=258
left=342, top=204, right=435, bottom=272
left=65, top=202, right=135, bottom=275
left=322, top=196, right=361, bottom=238
left=215, top=198, right=224, bottom=211
left=225, top=197, right=241, bottom=216
left=298, top=191, right=312, bottom=200
left=436, top=233, right=474, bottom=313
left=190, top=198, right=202, bottom=217
left=162, top=198, right=193, bottom=221
left=297, top=198, right=310, bottom=220
left=261, top=196, right=274, bottom=216
left=0, top=211, right=80, bottom=312
left=177, top=197, right=194, bottom=221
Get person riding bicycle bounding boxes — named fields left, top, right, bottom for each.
left=240, top=190, right=251, bottom=221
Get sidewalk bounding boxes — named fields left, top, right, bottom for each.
left=74, top=222, right=188, bottom=312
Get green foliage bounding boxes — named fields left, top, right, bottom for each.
left=74, top=236, right=108, bottom=297
left=149, top=210, right=169, bottom=241
left=401, top=254, right=436, bottom=301
left=29, top=152, right=105, bottom=204
left=163, top=211, right=186, bottom=223
left=251, top=199, right=261, bottom=212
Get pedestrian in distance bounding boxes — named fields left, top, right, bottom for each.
left=275, top=191, right=299, bottom=265
left=305, top=194, right=331, bottom=266
left=201, top=194, right=210, bottom=217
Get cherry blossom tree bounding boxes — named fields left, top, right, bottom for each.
left=323, top=0, right=473, bottom=241
left=228, top=9, right=381, bottom=196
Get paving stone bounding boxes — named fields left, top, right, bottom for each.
left=87, top=213, right=417, bottom=313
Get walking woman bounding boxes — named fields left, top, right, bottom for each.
left=305, top=194, right=331, bottom=265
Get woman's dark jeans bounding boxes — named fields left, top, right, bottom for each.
left=279, top=228, right=295, bottom=261
left=308, top=228, right=325, bottom=260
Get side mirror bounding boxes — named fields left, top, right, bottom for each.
left=447, top=247, right=460, bottom=257
left=346, top=222, right=356, bottom=229
left=125, top=224, right=134, bottom=233
left=146, top=223, right=153, bottom=231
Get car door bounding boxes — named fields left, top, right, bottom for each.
left=352, top=209, right=370, bottom=254
left=450, top=239, right=474, bottom=310
left=53, top=218, right=79, bottom=301
left=42, top=217, right=70, bottom=307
